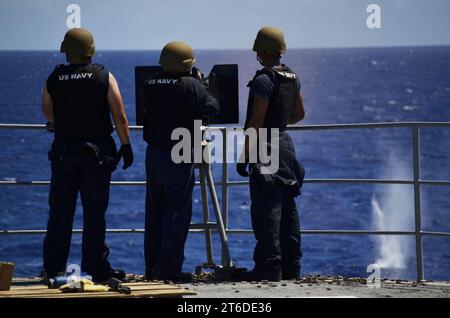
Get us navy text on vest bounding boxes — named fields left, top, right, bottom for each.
left=58, top=73, right=94, bottom=81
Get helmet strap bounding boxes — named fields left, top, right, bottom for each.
left=257, top=52, right=281, bottom=68
left=257, top=55, right=264, bottom=67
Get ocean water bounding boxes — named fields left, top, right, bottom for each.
left=1, top=47, right=450, bottom=280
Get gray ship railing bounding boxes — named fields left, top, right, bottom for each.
left=1, top=121, right=450, bottom=282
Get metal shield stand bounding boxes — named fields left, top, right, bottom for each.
left=193, top=126, right=246, bottom=280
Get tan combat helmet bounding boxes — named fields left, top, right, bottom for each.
left=252, top=26, right=286, bottom=54
left=60, top=28, right=95, bottom=58
left=159, top=41, right=196, bottom=73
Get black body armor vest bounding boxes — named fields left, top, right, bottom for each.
left=142, top=72, right=194, bottom=149
left=245, top=65, right=298, bottom=131
left=47, top=63, right=113, bottom=140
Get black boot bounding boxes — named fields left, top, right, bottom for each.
left=282, top=272, right=300, bottom=280
left=40, top=270, right=65, bottom=285
left=152, top=271, right=193, bottom=283
left=144, top=269, right=153, bottom=281
left=91, top=269, right=126, bottom=284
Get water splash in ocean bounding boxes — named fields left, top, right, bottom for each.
left=371, top=154, right=414, bottom=270
left=371, top=197, right=407, bottom=269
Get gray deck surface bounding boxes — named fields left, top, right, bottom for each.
left=181, top=277, right=450, bottom=298
left=11, top=276, right=450, bottom=298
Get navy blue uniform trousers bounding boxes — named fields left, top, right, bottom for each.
left=144, top=145, right=194, bottom=274
left=43, top=137, right=116, bottom=276
left=249, top=132, right=303, bottom=276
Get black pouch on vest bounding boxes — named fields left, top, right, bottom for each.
left=102, top=155, right=118, bottom=171
left=84, top=141, right=117, bottom=172
left=251, top=163, right=304, bottom=198
left=250, top=163, right=282, bottom=196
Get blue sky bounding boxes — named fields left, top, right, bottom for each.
left=1, top=0, right=450, bottom=50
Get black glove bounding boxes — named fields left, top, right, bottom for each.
left=191, top=67, right=205, bottom=81
left=236, top=162, right=249, bottom=177
left=116, top=144, right=134, bottom=169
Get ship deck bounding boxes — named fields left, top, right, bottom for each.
left=2, top=276, right=450, bottom=298
left=180, top=277, right=450, bottom=298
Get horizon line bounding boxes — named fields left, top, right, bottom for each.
left=1, top=44, right=450, bottom=52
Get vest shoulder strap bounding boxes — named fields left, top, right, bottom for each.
left=247, top=65, right=297, bottom=89
left=247, top=68, right=277, bottom=88
left=86, top=63, right=109, bottom=92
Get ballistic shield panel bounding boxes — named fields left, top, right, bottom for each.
left=135, top=64, right=239, bottom=125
